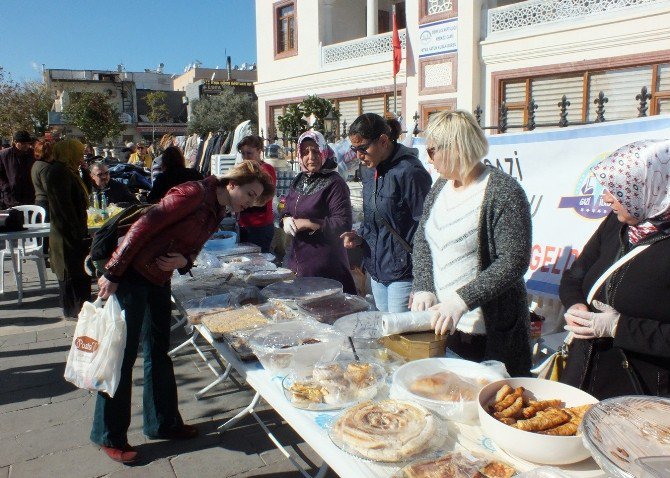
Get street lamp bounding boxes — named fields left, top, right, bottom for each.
left=323, top=109, right=339, bottom=143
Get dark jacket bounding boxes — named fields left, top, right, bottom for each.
left=92, top=179, right=139, bottom=205
left=412, top=167, right=533, bottom=377
left=0, top=146, right=35, bottom=209
left=43, top=162, right=89, bottom=281
left=148, top=168, right=204, bottom=204
left=283, top=161, right=356, bottom=294
left=105, top=176, right=226, bottom=286
left=360, top=143, right=431, bottom=284
left=31, top=160, right=51, bottom=205
left=560, top=213, right=670, bottom=399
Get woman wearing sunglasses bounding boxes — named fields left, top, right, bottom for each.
left=341, top=113, right=432, bottom=312
left=410, top=110, right=532, bottom=377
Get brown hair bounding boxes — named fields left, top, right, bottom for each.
left=348, top=113, right=402, bottom=142
left=218, top=160, right=275, bottom=205
left=34, top=138, right=54, bottom=161
left=237, top=135, right=263, bottom=152
left=161, top=146, right=186, bottom=172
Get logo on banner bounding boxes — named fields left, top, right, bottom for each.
left=558, top=153, right=611, bottom=219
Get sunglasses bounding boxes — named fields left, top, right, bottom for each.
left=350, top=135, right=381, bottom=155
left=426, top=145, right=442, bottom=159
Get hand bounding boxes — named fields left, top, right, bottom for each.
left=340, top=231, right=363, bottom=249
left=156, top=252, right=188, bottom=272
left=97, top=276, right=118, bottom=300
left=283, top=217, right=297, bottom=236
left=429, top=291, right=469, bottom=335
left=410, top=291, right=437, bottom=312
left=564, top=300, right=621, bottom=339
left=293, top=218, right=320, bottom=232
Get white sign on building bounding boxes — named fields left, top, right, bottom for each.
left=418, top=18, right=458, bottom=58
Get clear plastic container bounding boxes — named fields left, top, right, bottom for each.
left=247, top=320, right=345, bottom=377
left=297, top=293, right=371, bottom=325
left=261, top=277, right=343, bottom=301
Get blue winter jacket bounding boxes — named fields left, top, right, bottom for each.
left=360, top=143, right=432, bottom=284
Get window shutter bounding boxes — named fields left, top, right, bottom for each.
left=362, top=96, right=385, bottom=116
left=338, top=99, right=360, bottom=134
left=531, top=75, right=584, bottom=125
left=658, top=63, right=670, bottom=92
left=587, top=66, right=653, bottom=121
left=386, top=92, right=402, bottom=116
left=504, top=81, right=526, bottom=104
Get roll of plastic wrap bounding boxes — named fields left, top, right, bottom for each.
left=381, top=311, right=433, bottom=336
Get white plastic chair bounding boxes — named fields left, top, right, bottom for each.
left=0, top=205, right=48, bottom=298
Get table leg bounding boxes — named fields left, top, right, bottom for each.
left=195, top=363, right=233, bottom=400
left=218, top=391, right=261, bottom=432
left=7, top=240, right=22, bottom=305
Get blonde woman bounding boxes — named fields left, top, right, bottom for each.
left=411, top=110, right=532, bottom=376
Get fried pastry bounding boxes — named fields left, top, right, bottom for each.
left=514, top=408, right=571, bottom=432
left=493, top=387, right=524, bottom=412
left=539, top=421, right=579, bottom=436
left=346, top=362, right=374, bottom=386
left=521, top=399, right=563, bottom=418
left=495, top=384, right=514, bottom=403
left=495, top=396, right=524, bottom=419
left=479, top=460, right=517, bottom=478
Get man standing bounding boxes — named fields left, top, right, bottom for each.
left=89, top=161, right=138, bottom=205
left=0, top=131, right=36, bottom=209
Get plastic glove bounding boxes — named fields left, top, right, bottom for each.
left=564, top=300, right=621, bottom=339
left=429, top=291, right=469, bottom=335
left=410, top=291, right=437, bottom=312
left=283, top=217, right=297, bottom=237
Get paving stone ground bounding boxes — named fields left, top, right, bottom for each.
left=0, top=261, right=339, bottom=478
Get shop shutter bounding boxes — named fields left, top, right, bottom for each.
left=338, top=99, right=360, bottom=136
left=586, top=66, right=653, bottom=122
left=531, top=75, right=584, bottom=126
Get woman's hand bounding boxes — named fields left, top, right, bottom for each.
left=283, top=217, right=297, bottom=236
left=340, top=231, right=363, bottom=249
left=293, top=218, right=320, bottom=232
left=429, top=292, right=469, bottom=335
left=97, top=276, right=118, bottom=300
left=564, top=303, right=589, bottom=329
left=156, top=252, right=188, bottom=271
left=410, top=291, right=437, bottom=311
left=564, top=300, right=621, bottom=339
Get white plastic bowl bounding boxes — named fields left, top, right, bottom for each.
left=477, top=377, right=599, bottom=465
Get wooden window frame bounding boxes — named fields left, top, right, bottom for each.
left=274, top=0, right=298, bottom=60
left=419, top=53, right=458, bottom=95
left=419, top=98, right=457, bottom=130
left=419, top=0, right=458, bottom=25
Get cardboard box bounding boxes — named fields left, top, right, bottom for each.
left=380, top=331, right=447, bottom=361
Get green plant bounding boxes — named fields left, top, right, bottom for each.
left=187, top=87, right=257, bottom=135
left=0, top=68, right=52, bottom=138
left=277, top=104, right=308, bottom=139
left=300, top=95, right=340, bottom=132
left=144, top=91, right=170, bottom=142
left=62, top=91, right=124, bottom=145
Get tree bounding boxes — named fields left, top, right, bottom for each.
left=277, top=104, right=308, bottom=140
left=62, top=91, right=125, bottom=145
left=300, top=95, right=339, bottom=133
left=0, top=68, right=52, bottom=139
left=144, top=91, right=170, bottom=142
left=187, top=87, right=257, bottom=135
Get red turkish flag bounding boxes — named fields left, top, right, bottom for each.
left=392, top=10, right=401, bottom=76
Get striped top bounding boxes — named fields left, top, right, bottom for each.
left=425, top=169, right=490, bottom=334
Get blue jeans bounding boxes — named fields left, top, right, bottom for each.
left=370, top=278, right=412, bottom=313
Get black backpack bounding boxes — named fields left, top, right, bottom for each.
left=90, top=204, right=153, bottom=272
left=0, top=208, right=25, bottom=232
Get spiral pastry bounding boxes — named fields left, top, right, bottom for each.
left=333, top=400, right=435, bottom=462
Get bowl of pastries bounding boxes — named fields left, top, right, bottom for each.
left=282, top=360, right=386, bottom=410
left=477, top=378, right=598, bottom=465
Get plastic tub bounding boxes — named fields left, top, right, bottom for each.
left=203, top=231, right=237, bottom=251
left=261, top=277, right=343, bottom=301
left=297, top=293, right=371, bottom=325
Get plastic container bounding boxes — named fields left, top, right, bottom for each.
left=203, top=231, right=237, bottom=252
left=477, top=377, right=599, bottom=465
left=215, top=242, right=262, bottom=257
left=281, top=361, right=386, bottom=410
left=245, top=268, right=293, bottom=287
left=332, top=311, right=384, bottom=339
left=261, top=277, right=343, bottom=301
left=580, top=396, right=670, bottom=478
left=297, top=293, right=371, bottom=325
left=391, top=358, right=507, bottom=423
left=393, top=450, right=518, bottom=478
left=247, top=320, right=346, bottom=377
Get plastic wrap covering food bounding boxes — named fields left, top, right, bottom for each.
left=214, top=242, right=261, bottom=257
left=515, top=467, right=573, bottom=478
left=261, top=277, right=343, bottom=301
left=171, top=275, right=239, bottom=304
left=257, top=300, right=302, bottom=322
left=192, top=250, right=222, bottom=274
left=297, top=293, right=371, bottom=325
left=182, top=287, right=265, bottom=324
left=394, top=451, right=518, bottom=478
left=282, top=360, right=386, bottom=410
left=580, top=396, right=670, bottom=478
left=391, top=358, right=507, bottom=423
left=327, top=399, right=448, bottom=463
left=244, top=268, right=294, bottom=287
left=247, top=320, right=345, bottom=377
left=381, top=311, right=434, bottom=335
left=333, top=311, right=384, bottom=340
left=201, top=305, right=269, bottom=339
left=222, top=260, right=276, bottom=276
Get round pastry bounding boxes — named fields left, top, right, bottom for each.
left=346, top=362, right=374, bottom=387
left=332, top=400, right=435, bottom=462
left=313, top=363, right=344, bottom=382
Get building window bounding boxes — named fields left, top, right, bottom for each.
left=378, top=2, right=406, bottom=34
left=496, top=60, right=670, bottom=131
left=420, top=99, right=457, bottom=130
left=275, top=1, right=297, bottom=59
left=419, top=0, right=457, bottom=24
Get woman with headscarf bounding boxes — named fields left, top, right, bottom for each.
left=282, top=131, right=356, bottom=294
left=560, top=139, right=670, bottom=399
left=44, top=139, right=91, bottom=318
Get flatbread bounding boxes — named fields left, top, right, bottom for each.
left=333, top=400, right=435, bottom=462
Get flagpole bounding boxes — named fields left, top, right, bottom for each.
left=393, top=3, right=398, bottom=117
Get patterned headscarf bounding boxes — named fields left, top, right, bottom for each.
left=297, top=130, right=334, bottom=172
left=591, top=139, right=670, bottom=244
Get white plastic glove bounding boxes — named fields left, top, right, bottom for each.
left=283, top=217, right=297, bottom=237
left=410, top=291, right=437, bottom=312
left=564, top=300, right=621, bottom=339
left=429, top=291, right=469, bottom=335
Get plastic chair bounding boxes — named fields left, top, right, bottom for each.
left=0, top=205, right=48, bottom=297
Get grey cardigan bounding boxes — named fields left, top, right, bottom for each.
left=412, top=166, right=532, bottom=376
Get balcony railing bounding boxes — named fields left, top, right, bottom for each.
left=48, top=111, right=135, bottom=126
left=322, top=30, right=406, bottom=68
left=487, top=0, right=661, bottom=35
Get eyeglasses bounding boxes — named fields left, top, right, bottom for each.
left=350, top=135, right=381, bottom=155
left=426, top=145, right=442, bottom=159
left=93, top=172, right=110, bottom=178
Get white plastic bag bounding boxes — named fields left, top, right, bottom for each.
left=64, top=296, right=127, bottom=397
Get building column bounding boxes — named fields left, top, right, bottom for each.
left=367, top=0, right=378, bottom=36
left=323, top=0, right=335, bottom=45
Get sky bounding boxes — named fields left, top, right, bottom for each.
left=0, top=0, right=257, bottom=82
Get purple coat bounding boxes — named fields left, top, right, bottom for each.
left=283, top=168, right=356, bottom=294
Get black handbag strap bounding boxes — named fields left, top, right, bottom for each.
left=372, top=174, right=412, bottom=254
